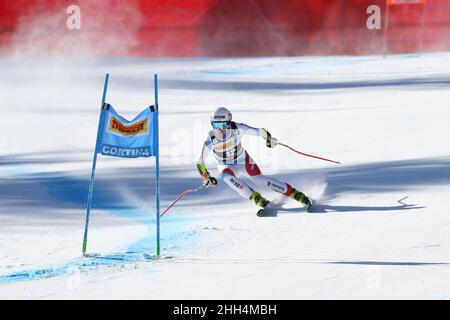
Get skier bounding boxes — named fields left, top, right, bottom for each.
left=197, top=107, right=312, bottom=216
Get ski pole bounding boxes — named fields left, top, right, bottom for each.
left=161, top=183, right=206, bottom=217
left=279, top=142, right=341, bottom=165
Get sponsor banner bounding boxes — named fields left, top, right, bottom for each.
left=98, top=104, right=156, bottom=158
left=100, top=145, right=152, bottom=158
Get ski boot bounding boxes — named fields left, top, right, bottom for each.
left=290, top=189, right=313, bottom=213
left=250, top=191, right=270, bottom=217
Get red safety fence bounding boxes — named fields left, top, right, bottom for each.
left=0, top=0, right=449, bottom=56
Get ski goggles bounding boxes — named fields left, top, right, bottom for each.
left=211, top=121, right=231, bottom=129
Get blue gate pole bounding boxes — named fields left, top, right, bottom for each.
left=154, top=74, right=161, bottom=258
left=82, top=73, right=110, bottom=256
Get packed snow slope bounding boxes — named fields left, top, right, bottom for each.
left=1, top=54, right=450, bottom=299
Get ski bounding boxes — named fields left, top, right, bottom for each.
left=257, top=199, right=313, bottom=216
left=257, top=201, right=279, bottom=217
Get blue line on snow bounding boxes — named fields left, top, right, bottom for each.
left=0, top=173, right=201, bottom=285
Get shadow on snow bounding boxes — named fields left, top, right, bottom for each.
left=2, top=156, right=450, bottom=218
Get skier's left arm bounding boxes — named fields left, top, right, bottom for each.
left=197, top=136, right=218, bottom=187
left=237, top=123, right=278, bottom=148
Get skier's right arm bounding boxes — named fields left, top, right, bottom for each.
left=197, top=137, right=217, bottom=187
left=237, top=123, right=278, bottom=148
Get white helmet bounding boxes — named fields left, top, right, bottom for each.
left=210, top=107, right=232, bottom=129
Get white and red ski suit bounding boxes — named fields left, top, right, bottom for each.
left=198, top=122, right=296, bottom=199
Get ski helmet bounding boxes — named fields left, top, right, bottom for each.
left=210, top=107, right=232, bottom=129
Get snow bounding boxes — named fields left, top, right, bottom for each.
left=1, top=53, right=450, bottom=299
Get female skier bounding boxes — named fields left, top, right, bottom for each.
left=197, top=107, right=312, bottom=216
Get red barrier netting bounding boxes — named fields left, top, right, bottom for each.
left=0, top=0, right=449, bottom=56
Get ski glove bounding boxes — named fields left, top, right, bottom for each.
left=259, top=128, right=278, bottom=148
left=268, top=137, right=278, bottom=148
left=203, top=175, right=218, bottom=188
